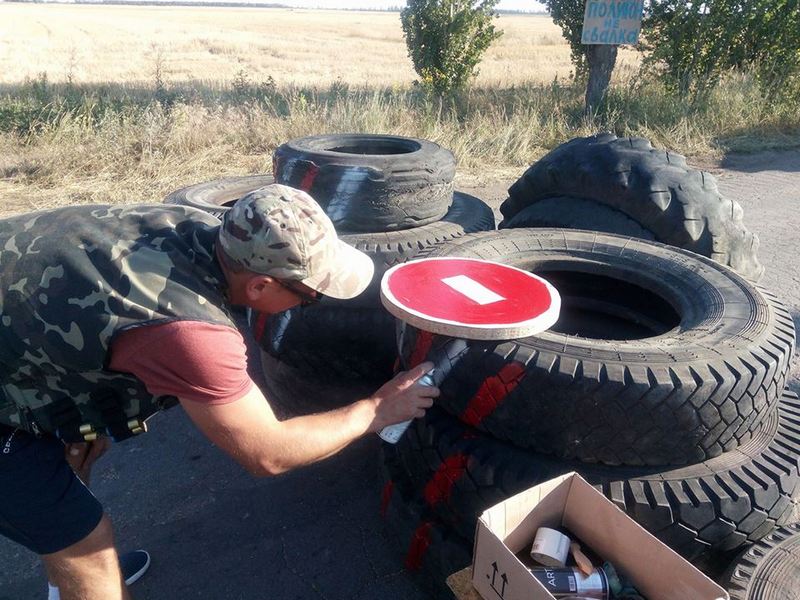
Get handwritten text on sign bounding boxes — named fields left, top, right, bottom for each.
left=581, top=0, right=644, bottom=45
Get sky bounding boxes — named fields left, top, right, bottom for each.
left=276, top=1, right=547, bottom=11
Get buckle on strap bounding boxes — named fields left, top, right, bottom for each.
left=79, top=423, right=97, bottom=442
left=127, top=418, right=147, bottom=435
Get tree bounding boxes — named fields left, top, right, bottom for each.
left=401, top=0, right=503, bottom=96
left=643, top=0, right=800, bottom=102
left=544, top=0, right=623, bottom=113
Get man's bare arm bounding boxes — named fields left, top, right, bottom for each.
left=179, top=362, right=437, bottom=476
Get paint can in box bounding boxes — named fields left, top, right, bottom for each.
left=527, top=567, right=609, bottom=599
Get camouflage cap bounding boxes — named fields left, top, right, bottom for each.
left=218, top=184, right=373, bottom=299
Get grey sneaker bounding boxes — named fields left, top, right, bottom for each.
left=120, top=549, right=150, bottom=586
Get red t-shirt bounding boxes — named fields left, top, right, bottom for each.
left=108, top=321, right=253, bottom=405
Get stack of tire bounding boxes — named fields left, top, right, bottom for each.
left=164, top=134, right=496, bottom=392
left=379, top=134, right=799, bottom=598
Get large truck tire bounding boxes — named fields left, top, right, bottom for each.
left=388, top=390, right=800, bottom=561
left=321, top=191, right=495, bottom=308
left=164, top=175, right=273, bottom=219
left=252, top=305, right=398, bottom=386
left=401, top=229, right=795, bottom=466
left=274, top=134, right=456, bottom=233
left=257, top=349, right=376, bottom=418
left=499, top=134, right=764, bottom=282
left=721, top=523, right=800, bottom=599
left=379, top=458, right=472, bottom=599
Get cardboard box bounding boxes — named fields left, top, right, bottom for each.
left=471, top=473, right=728, bottom=600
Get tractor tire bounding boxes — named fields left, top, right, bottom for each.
left=503, top=196, right=656, bottom=241
left=721, top=523, right=800, bottom=600
left=499, top=134, right=764, bottom=281
left=390, top=390, right=800, bottom=561
left=401, top=229, right=795, bottom=466
left=274, top=134, right=456, bottom=232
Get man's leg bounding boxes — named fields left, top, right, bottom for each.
left=42, top=514, right=130, bottom=600
left=47, top=440, right=148, bottom=599
left=0, top=426, right=126, bottom=599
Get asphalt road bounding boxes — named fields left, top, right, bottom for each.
left=1, top=149, right=798, bottom=600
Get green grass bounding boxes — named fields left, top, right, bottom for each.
left=1, top=70, right=798, bottom=214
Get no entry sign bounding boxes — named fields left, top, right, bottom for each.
left=380, top=257, right=561, bottom=340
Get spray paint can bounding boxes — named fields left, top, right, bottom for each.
left=377, top=368, right=436, bottom=444
left=527, top=567, right=609, bottom=600
left=378, top=338, right=468, bottom=444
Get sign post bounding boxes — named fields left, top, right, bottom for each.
left=378, top=257, right=561, bottom=443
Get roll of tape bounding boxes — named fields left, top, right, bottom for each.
left=530, top=527, right=570, bottom=567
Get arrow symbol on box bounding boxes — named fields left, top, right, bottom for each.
left=487, top=561, right=508, bottom=598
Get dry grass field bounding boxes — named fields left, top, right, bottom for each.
left=0, top=3, right=640, bottom=87
left=0, top=4, right=796, bottom=217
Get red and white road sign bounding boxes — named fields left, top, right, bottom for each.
left=380, top=257, right=561, bottom=340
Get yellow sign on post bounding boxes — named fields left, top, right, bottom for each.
left=581, top=0, right=644, bottom=45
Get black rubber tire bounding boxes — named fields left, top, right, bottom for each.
left=163, top=177, right=495, bottom=309
left=324, top=191, right=495, bottom=308
left=252, top=305, right=398, bottom=385
left=249, top=193, right=494, bottom=385
left=402, top=229, right=795, bottom=466
left=164, top=175, right=274, bottom=219
left=390, top=390, right=800, bottom=561
left=503, top=196, right=656, bottom=241
left=257, top=350, right=376, bottom=418
left=379, top=455, right=472, bottom=599
left=274, top=134, right=456, bottom=233
left=721, top=523, right=800, bottom=599
left=499, top=134, right=764, bottom=282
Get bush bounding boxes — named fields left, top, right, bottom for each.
left=400, top=0, right=503, bottom=95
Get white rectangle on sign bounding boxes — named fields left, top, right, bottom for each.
left=441, top=275, right=505, bottom=305
left=581, top=0, right=644, bottom=45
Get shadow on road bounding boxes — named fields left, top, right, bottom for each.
left=719, top=148, right=800, bottom=173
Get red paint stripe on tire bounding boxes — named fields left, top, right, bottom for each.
left=409, top=330, right=434, bottom=368
left=380, top=480, right=394, bottom=518
left=253, top=311, right=269, bottom=342
left=298, top=163, right=320, bottom=192
left=423, top=453, right=469, bottom=507
left=405, top=521, right=433, bottom=571
left=461, top=361, right=527, bottom=427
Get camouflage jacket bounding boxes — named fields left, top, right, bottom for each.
left=0, top=204, right=237, bottom=442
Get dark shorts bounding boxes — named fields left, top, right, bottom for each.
left=0, top=425, right=104, bottom=555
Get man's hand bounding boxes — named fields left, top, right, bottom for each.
left=366, top=362, right=439, bottom=433
left=64, top=438, right=112, bottom=485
